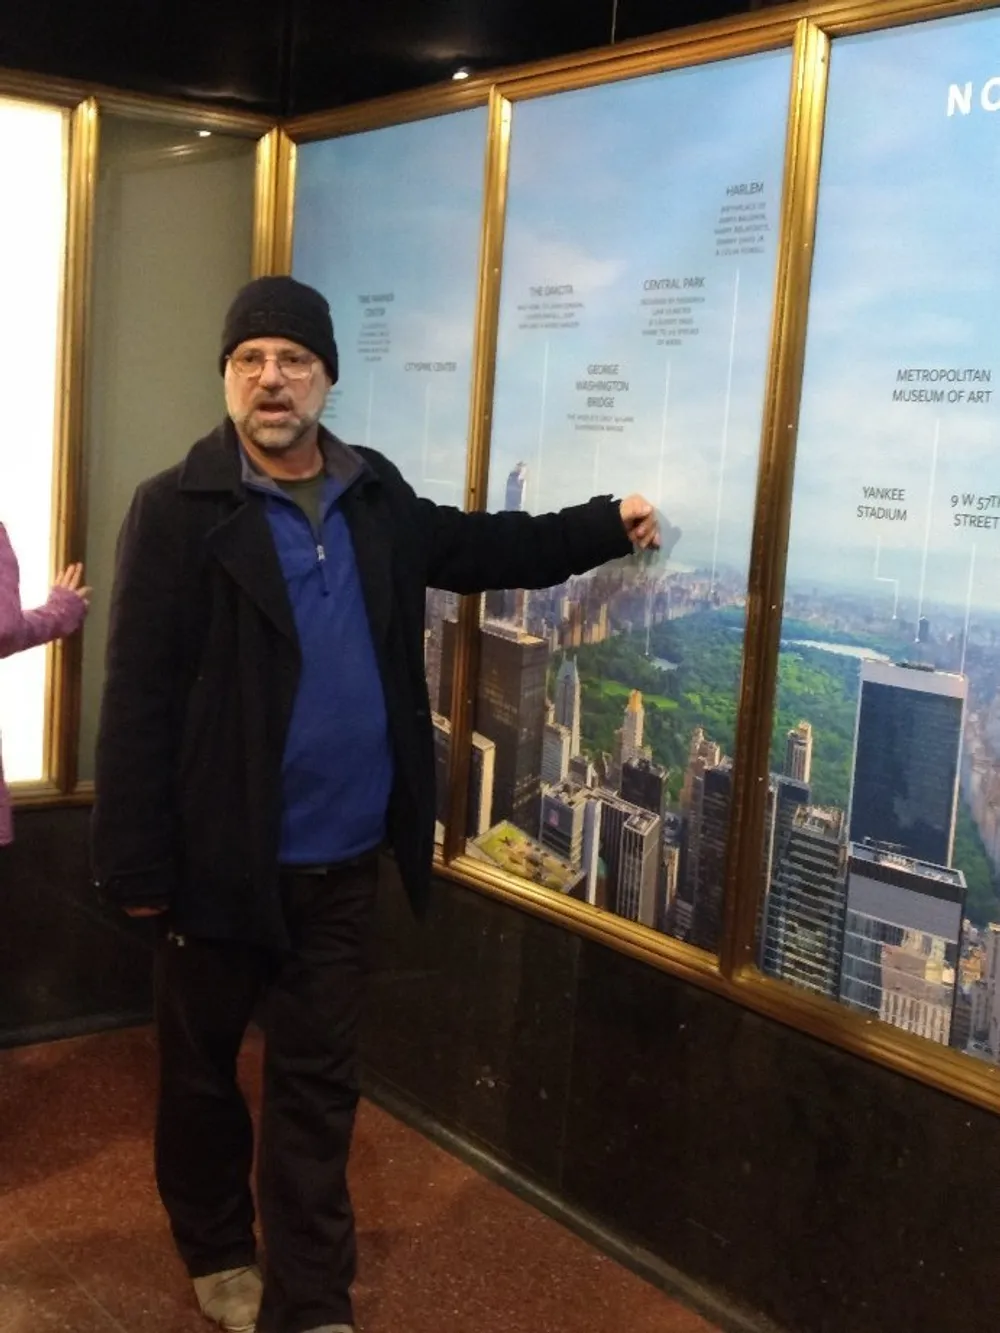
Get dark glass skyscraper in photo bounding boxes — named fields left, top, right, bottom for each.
left=471, top=620, right=548, bottom=834
left=760, top=805, right=847, bottom=998
left=848, top=661, right=966, bottom=867
left=691, top=760, right=732, bottom=953
left=621, top=755, right=669, bottom=822
left=441, top=618, right=547, bottom=836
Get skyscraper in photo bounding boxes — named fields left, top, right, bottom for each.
left=763, top=775, right=811, bottom=886
left=539, top=781, right=589, bottom=869
left=541, top=721, right=571, bottom=786
left=505, top=460, right=527, bottom=511
left=619, top=690, right=645, bottom=767
left=468, top=732, right=496, bottom=839
left=660, top=844, right=681, bottom=936
left=621, top=755, right=669, bottom=823
left=754, top=774, right=811, bottom=957
left=592, top=788, right=661, bottom=926
left=784, top=720, right=813, bottom=784
left=430, top=711, right=495, bottom=839
left=469, top=619, right=549, bottom=834
left=680, top=728, right=722, bottom=818
left=848, top=661, right=966, bottom=866
left=839, top=840, right=966, bottom=1046
left=618, top=809, right=660, bottom=927
left=691, top=759, right=732, bottom=953
left=485, top=461, right=529, bottom=624
left=424, top=588, right=460, bottom=721
left=677, top=728, right=723, bottom=940
left=984, top=925, right=1000, bottom=1060
left=569, top=753, right=597, bottom=789
left=759, top=805, right=847, bottom=997
left=616, top=693, right=645, bottom=783
left=554, top=656, right=582, bottom=757
left=432, top=713, right=451, bottom=832
left=438, top=617, right=458, bottom=719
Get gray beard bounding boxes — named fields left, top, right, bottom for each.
left=242, top=411, right=316, bottom=452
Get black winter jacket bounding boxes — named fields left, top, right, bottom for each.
left=92, top=422, right=633, bottom=946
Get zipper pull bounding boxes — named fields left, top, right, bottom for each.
left=316, top=542, right=330, bottom=594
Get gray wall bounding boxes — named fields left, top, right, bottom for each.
left=78, top=117, right=256, bottom=780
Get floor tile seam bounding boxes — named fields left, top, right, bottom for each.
left=21, top=1220, right=132, bottom=1333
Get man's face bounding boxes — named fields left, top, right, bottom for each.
left=224, top=336, right=332, bottom=453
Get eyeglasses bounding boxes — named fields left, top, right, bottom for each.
left=228, top=349, right=317, bottom=381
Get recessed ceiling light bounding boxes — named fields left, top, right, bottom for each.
left=197, top=129, right=212, bottom=138
left=452, top=68, right=470, bottom=81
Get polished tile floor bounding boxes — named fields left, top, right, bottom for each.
left=0, top=1027, right=721, bottom=1332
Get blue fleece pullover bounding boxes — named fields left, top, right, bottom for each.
left=245, top=454, right=393, bottom=866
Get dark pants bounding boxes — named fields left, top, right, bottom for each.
left=153, top=856, right=379, bottom=1333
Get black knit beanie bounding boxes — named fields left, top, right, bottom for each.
left=219, top=276, right=339, bottom=383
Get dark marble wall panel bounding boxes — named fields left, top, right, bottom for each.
left=365, top=861, right=582, bottom=1188
left=560, top=944, right=1000, bottom=1333
left=0, top=808, right=153, bottom=1046
left=365, top=872, right=1000, bottom=1333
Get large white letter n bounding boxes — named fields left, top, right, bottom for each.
left=947, top=81, right=973, bottom=116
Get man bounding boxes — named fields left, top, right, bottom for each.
left=92, top=276, right=660, bottom=1333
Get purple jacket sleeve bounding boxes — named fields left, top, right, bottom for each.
left=0, top=523, right=87, bottom=658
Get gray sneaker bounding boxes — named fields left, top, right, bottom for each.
left=192, top=1266, right=263, bottom=1331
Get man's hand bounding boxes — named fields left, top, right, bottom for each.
left=620, top=495, right=660, bottom=550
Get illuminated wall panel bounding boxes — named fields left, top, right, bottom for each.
left=0, top=98, right=67, bottom=784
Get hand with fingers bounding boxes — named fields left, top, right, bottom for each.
left=53, top=561, right=92, bottom=606
left=619, top=495, right=661, bottom=551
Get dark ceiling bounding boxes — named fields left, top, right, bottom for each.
left=0, top=0, right=762, bottom=117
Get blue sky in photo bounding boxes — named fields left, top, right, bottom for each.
left=293, top=108, right=488, bottom=508
left=787, top=8, right=1000, bottom=613
left=489, top=49, right=792, bottom=577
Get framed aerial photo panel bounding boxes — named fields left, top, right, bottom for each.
left=292, top=108, right=490, bottom=844
left=756, top=7, right=1000, bottom=1069
left=451, top=49, right=794, bottom=954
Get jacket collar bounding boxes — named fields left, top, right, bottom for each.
left=178, top=419, right=375, bottom=497
left=179, top=419, right=391, bottom=652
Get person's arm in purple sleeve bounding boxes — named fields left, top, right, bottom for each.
left=0, top=522, right=90, bottom=659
